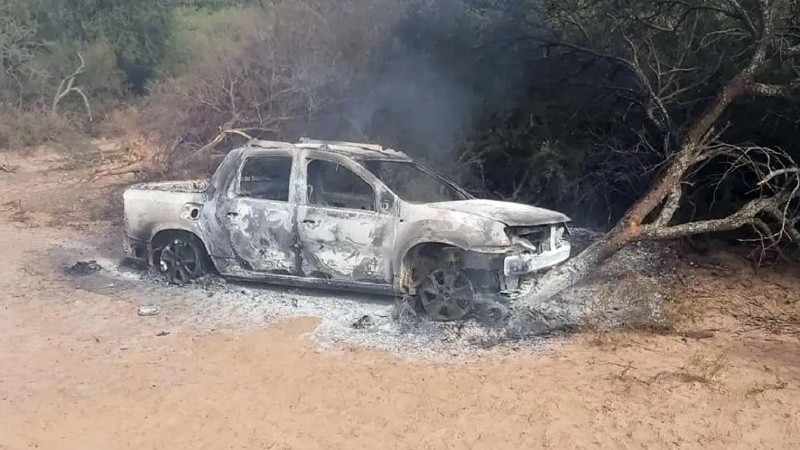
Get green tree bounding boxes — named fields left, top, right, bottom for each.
left=31, top=0, right=174, bottom=93
left=0, top=1, right=38, bottom=106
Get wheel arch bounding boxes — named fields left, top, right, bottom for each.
left=396, top=241, right=465, bottom=293
left=150, top=228, right=213, bottom=270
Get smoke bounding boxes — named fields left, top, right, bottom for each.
left=306, top=0, right=542, bottom=165
left=342, top=52, right=479, bottom=157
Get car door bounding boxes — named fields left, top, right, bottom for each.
left=222, top=152, right=299, bottom=275
left=297, top=153, right=396, bottom=284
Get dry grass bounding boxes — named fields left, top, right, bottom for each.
left=1, top=200, right=35, bottom=227
left=0, top=108, right=76, bottom=151
left=606, top=351, right=729, bottom=392
left=91, top=135, right=167, bottom=181
left=0, top=157, right=17, bottom=173
left=670, top=352, right=728, bottom=384
left=746, top=379, right=788, bottom=396
left=99, top=107, right=142, bottom=139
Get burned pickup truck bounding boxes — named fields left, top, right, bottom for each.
left=123, top=139, right=571, bottom=321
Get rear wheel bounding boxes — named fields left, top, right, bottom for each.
left=157, top=236, right=206, bottom=285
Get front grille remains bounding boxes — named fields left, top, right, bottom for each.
left=512, top=226, right=551, bottom=253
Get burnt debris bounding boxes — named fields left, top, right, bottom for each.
left=65, top=260, right=102, bottom=276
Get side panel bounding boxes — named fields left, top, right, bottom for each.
left=296, top=205, right=395, bottom=283
left=201, top=148, right=301, bottom=275
left=123, top=188, right=206, bottom=242
left=392, top=203, right=513, bottom=268
left=295, top=151, right=398, bottom=284
left=224, top=198, right=297, bottom=274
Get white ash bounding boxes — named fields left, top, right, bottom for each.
left=100, top=265, right=555, bottom=360
left=538, top=236, right=682, bottom=332
left=58, top=229, right=679, bottom=360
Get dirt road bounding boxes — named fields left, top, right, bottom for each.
left=1, top=144, right=799, bottom=449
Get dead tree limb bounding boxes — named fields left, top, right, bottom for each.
left=91, top=161, right=149, bottom=181
left=174, top=128, right=256, bottom=169
left=52, top=52, right=92, bottom=121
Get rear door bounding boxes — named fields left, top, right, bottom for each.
left=222, top=152, right=299, bottom=275
left=296, top=153, right=397, bottom=284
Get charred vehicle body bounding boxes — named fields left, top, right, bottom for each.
left=123, top=139, right=571, bottom=321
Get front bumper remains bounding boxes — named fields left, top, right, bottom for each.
left=503, top=243, right=571, bottom=276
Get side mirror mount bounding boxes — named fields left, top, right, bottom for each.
left=378, top=190, right=394, bottom=213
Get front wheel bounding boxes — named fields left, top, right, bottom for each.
left=158, top=237, right=206, bottom=285
left=418, top=269, right=474, bottom=321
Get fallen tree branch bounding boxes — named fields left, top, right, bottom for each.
left=175, top=128, right=255, bottom=169
left=654, top=183, right=682, bottom=227
left=640, top=197, right=777, bottom=240
left=512, top=0, right=800, bottom=317
left=91, top=161, right=148, bottom=181
left=759, top=168, right=800, bottom=186
left=746, top=82, right=800, bottom=98
left=0, top=158, right=17, bottom=173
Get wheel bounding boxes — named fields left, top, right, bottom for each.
left=418, top=269, right=474, bottom=321
left=158, top=236, right=206, bottom=285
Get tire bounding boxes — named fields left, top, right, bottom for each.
left=157, top=234, right=207, bottom=285
left=417, top=268, right=474, bottom=321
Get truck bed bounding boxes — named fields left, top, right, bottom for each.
left=123, top=180, right=210, bottom=244
left=128, top=180, right=210, bottom=193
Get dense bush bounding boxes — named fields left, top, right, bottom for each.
left=0, top=0, right=172, bottom=124
left=30, top=0, right=174, bottom=93
left=138, top=1, right=409, bottom=167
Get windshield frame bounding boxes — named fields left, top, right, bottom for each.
left=361, top=158, right=473, bottom=204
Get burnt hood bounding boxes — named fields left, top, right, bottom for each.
left=428, top=199, right=570, bottom=227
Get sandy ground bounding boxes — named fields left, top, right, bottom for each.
left=1, top=143, right=800, bottom=449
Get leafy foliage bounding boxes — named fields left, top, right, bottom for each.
left=31, top=0, right=174, bottom=92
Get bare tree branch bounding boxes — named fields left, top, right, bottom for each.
left=176, top=129, right=255, bottom=169
left=654, top=183, right=682, bottom=226
left=52, top=52, right=92, bottom=121
left=641, top=197, right=779, bottom=240
left=746, top=82, right=800, bottom=98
